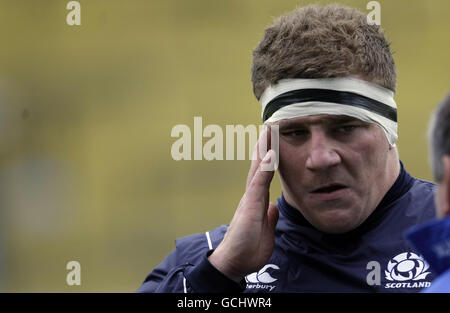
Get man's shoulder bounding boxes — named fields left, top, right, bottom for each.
left=402, top=175, right=436, bottom=220
left=409, top=176, right=436, bottom=203
left=410, top=176, right=436, bottom=191
left=174, top=225, right=228, bottom=261
left=407, top=176, right=436, bottom=203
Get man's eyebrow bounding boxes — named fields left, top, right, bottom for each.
left=278, top=120, right=307, bottom=130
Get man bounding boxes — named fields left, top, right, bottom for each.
left=138, top=4, right=436, bottom=292
left=405, top=94, right=450, bottom=292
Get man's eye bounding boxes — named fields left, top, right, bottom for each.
left=283, top=129, right=308, bottom=137
left=337, top=125, right=358, bottom=133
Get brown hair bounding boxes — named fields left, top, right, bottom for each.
left=251, top=4, right=397, bottom=100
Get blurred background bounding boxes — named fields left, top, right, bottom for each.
left=0, top=0, right=448, bottom=292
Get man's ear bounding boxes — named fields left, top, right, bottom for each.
left=442, top=155, right=450, bottom=216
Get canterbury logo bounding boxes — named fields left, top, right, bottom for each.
left=245, top=264, right=280, bottom=284
left=385, top=252, right=431, bottom=282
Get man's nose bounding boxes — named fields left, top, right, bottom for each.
left=305, top=131, right=341, bottom=170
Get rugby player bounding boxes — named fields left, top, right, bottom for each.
left=138, top=4, right=436, bottom=292
left=406, top=94, right=450, bottom=292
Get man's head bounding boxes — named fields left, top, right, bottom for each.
left=429, top=94, right=450, bottom=218
left=251, top=4, right=397, bottom=100
left=251, top=4, right=400, bottom=234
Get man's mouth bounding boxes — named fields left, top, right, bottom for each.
left=310, top=183, right=349, bottom=200
left=312, top=184, right=347, bottom=193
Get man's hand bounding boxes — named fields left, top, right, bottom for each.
left=208, top=128, right=279, bottom=282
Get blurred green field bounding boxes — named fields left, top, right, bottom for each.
left=0, top=0, right=449, bottom=292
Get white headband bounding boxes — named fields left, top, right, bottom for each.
left=259, top=77, right=398, bottom=145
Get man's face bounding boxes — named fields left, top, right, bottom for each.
left=435, top=156, right=450, bottom=218
left=276, top=114, right=397, bottom=234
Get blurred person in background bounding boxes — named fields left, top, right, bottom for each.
left=138, top=4, right=437, bottom=292
left=406, top=94, right=450, bottom=293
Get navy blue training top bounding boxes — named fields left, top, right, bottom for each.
left=138, top=163, right=436, bottom=293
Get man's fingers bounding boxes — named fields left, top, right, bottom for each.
left=247, top=126, right=272, bottom=189
left=245, top=149, right=276, bottom=205
left=267, top=203, right=279, bottom=231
